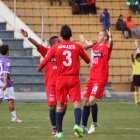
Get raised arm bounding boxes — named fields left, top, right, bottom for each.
left=107, top=28, right=113, bottom=48
left=20, top=29, right=41, bottom=49
left=131, top=52, right=135, bottom=63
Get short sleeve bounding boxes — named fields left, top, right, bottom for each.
left=3, top=59, right=11, bottom=73
left=37, top=45, right=49, bottom=57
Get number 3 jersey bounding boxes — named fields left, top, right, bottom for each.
left=37, top=40, right=90, bottom=76
left=0, top=57, right=13, bottom=88
left=90, top=43, right=112, bottom=81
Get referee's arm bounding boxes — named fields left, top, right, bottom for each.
left=131, top=53, right=135, bottom=63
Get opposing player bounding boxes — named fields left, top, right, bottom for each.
left=131, top=53, right=140, bottom=105
left=0, top=45, right=23, bottom=123
left=37, top=25, right=90, bottom=138
left=20, top=29, right=67, bottom=135
left=80, top=29, right=113, bottom=134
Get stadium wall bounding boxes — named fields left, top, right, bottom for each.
left=0, top=0, right=44, bottom=58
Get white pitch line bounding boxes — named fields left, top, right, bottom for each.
left=23, top=126, right=40, bottom=129
left=0, top=126, right=40, bottom=129
left=114, top=127, right=140, bottom=130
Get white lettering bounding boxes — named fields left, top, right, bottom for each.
left=58, top=45, right=75, bottom=49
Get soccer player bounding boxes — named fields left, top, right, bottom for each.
left=20, top=29, right=67, bottom=135
left=80, top=29, right=113, bottom=134
left=0, top=45, right=23, bottom=123
left=131, top=52, right=140, bottom=105
left=37, top=25, right=90, bottom=138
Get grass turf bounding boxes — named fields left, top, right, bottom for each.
left=0, top=101, right=140, bottom=140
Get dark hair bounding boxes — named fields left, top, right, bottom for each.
left=104, top=8, right=108, bottom=12
left=49, top=36, right=59, bottom=46
left=101, top=30, right=109, bottom=41
left=136, top=53, right=140, bottom=59
left=119, top=15, right=123, bottom=18
left=0, top=44, right=9, bottom=55
left=60, top=25, right=72, bottom=40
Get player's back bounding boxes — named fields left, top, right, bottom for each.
left=54, top=40, right=89, bottom=76
left=0, top=57, right=12, bottom=88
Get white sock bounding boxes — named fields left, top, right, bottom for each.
left=11, top=110, right=17, bottom=119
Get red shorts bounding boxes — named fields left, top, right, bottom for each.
left=56, top=76, right=81, bottom=103
left=46, top=85, right=68, bottom=107
left=46, top=85, right=57, bottom=106
left=83, top=79, right=107, bottom=100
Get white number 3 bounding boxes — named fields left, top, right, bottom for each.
left=63, top=50, right=72, bottom=66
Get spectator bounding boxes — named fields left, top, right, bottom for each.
left=126, top=0, right=140, bottom=15
left=68, top=0, right=80, bottom=6
left=87, top=0, right=97, bottom=15
left=68, top=0, right=80, bottom=14
left=100, top=8, right=110, bottom=30
left=125, top=15, right=140, bottom=39
left=80, top=0, right=89, bottom=14
left=116, top=15, right=132, bottom=39
left=50, top=0, right=62, bottom=6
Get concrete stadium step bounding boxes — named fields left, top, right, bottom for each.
left=11, top=65, right=40, bottom=74
left=14, top=82, right=45, bottom=92
left=0, top=30, right=14, bottom=38
left=2, top=39, right=24, bottom=48
left=111, top=82, right=131, bottom=92
left=0, top=22, right=6, bottom=30
left=9, top=56, right=40, bottom=65
left=11, top=73, right=44, bottom=83
left=20, top=15, right=140, bottom=25
left=9, top=48, right=32, bottom=57
left=109, top=65, right=132, bottom=75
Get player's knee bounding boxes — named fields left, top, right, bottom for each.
left=73, top=101, right=81, bottom=108
left=50, top=105, right=56, bottom=110
left=84, top=98, right=90, bottom=106
left=56, top=106, right=63, bottom=112
left=89, top=97, right=96, bottom=105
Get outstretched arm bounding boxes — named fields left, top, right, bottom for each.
left=107, top=28, right=113, bottom=48
left=20, top=29, right=41, bottom=49
left=37, top=47, right=55, bottom=71
left=79, top=45, right=90, bottom=64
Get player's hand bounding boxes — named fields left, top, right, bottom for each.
left=80, top=34, right=85, bottom=43
left=11, top=80, right=16, bottom=85
left=2, top=84, right=7, bottom=91
left=20, top=29, right=28, bottom=37
left=106, top=28, right=112, bottom=37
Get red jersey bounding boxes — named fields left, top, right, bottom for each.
left=90, top=43, right=112, bottom=81
left=37, top=40, right=90, bottom=76
left=37, top=45, right=57, bottom=86
left=87, top=0, right=96, bottom=5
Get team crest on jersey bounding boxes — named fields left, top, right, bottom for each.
left=50, top=58, right=56, bottom=62
left=93, top=53, right=103, bottom=57
left=93, top=58, right=98, bottom=64
left=48, top=94, right=55, bottom=102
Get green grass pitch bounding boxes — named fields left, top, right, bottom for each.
left=0, top=101, right=140, bottom=140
